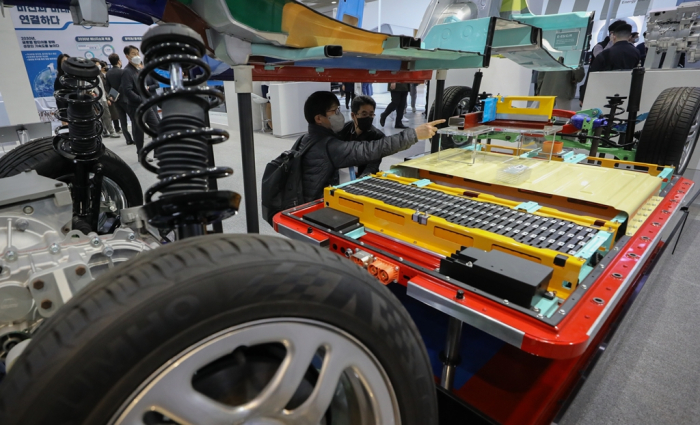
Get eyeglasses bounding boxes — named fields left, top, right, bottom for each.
left=327, top=107, right=341, bottom=116
left=357, top=112, right=376, bottom=118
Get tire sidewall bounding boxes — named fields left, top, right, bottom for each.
left=0, top=137, right=142, bottom=206
left=4, top=237, right=435, bottom=425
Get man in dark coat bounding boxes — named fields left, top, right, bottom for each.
left=120, top=45, right=159, bottom=156
left=379, top=83, right=410, bottom=129
left=105, top=53, right=134, bottom=145
left=580, top=23, right=640, bottom=104
left=337, top=95, right=385, bottom=176
left=298, top=91, right=444, bottom=202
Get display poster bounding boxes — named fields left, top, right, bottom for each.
left=10, top=6, right=151, bottom=99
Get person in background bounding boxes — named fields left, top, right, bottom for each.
left=592, top=20, right=626, bottom=59
left=89, top=58, right=119, bottom=138
left=580, top=23, right=640, bottom=104
left=536, top=67, right=585, bottom=111
left=120, top=45, right=159, bottom=159
left=298, top=91, right=444, bottom=202
left=105, top=53, right=134, bottom=146
left=379, top=82, right=410, bottom=129
left=53, top=53, right=71, bottom=117
left=337, top=95, right=385, bottom=176
left=342, top=82, right=356, bottom=109
left=408, top=83, right=418, bottom=113
left=630, top=32, right=647, bottom=66
left=362, top=82, right=373, bottom=96
left=101, top=62, right=121, bottom=134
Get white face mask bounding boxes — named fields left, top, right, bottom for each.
left=329, top=112, right=345, bottom=133
left=131, top=55, right=142, bottom=66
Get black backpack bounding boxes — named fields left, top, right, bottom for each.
left=261, top=134, right=315, bottom=225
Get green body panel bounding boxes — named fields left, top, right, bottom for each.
left=512, top=12, right=591, bottom=31
left=224, top=0, right=288, bottom=33
left=492, top=27, right=534, bottom=48
left=251, top=44, right=333, bottom=60
left=421, top=17, right=493, bottom=54
left=413, top=55, right=486, bottom=70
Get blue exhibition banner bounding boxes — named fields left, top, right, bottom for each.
left=11, top=7, right=152, bottom=100
left=21, top=50, right=62, bottom=98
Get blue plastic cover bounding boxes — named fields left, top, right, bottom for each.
left=481, top=97, right=497, bottom=122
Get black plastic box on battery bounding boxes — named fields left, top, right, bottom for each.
left=440, top=247, right=553, bottom=308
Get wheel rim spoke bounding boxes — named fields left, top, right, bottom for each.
left=250, top=335, right=322, bottom=415
left=115, top=354, right=249, bottom=425
left=111, top=319, right=400, bottom=425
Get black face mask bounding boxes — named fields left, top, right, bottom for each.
left=356, top=116, right=374, bottom=132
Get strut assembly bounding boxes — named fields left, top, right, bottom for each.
left=53, top=57, right=106, bottom=234
left=136, top=24, right=241, bottom=239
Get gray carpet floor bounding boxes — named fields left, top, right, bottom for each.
left=108, top=89, right=700, bottom=424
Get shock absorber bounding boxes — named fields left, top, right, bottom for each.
left=53, top=57, right=105, bottom=234
left=137, top=24, right=240, bottom=239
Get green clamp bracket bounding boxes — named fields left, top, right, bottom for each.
left=315, top=67, right=325, bottom=72
left=574, top=231, right=612, bottom=261
left=335, top=175, right=372, bottom=189
left=658, top=167, right=674, bottom=190
left=520, top=148, right=541, bottom=158
left=411, top=179, right=432, bottom=187
left=264, top=65, right=276, bottom=71
left=612, top=212, right=628, bottom=224
left=562, top=152, right=588, bottom=163
left=345, top=226, right=366, bottom=240
left=515, top=201, right=541, bottom=213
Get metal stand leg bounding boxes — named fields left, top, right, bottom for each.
left=467, top=70, right=483, bottom=113
left=203, top=112, right=224, bottom=234
left=440, top=316, right=463, bottom=390
left=234, top=65, right=259, bottom=234
left=431, top=69, right=447, bottom=154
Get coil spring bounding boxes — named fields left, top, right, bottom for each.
left=53, top=70, right=104, bottom=159
left=136, top=40, right=231, bottom=204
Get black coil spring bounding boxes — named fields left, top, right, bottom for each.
left=53, top=74, right=104, bottom=159
left=136, top=41, right=231, bottom=204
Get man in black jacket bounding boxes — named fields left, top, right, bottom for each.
left=298, top=91, right=444, bottom=202
left=120, top=45, right=159, bottom=156
left=379, top=82, right=410, bottom=129
left=337, top=95, right=385, bottom=176
left=580, top=23, right=640, bottom=103
left=105, top=53, right=134, bottom=145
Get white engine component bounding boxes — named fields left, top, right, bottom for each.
left=646, top=1, right=700, bottom=68
left=0, top=171, right=156, bottom=359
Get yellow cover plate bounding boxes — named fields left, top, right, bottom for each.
left=282, top=2, right=388, bottom=54
left=395, top=150, right=662, bottom=217
left=626, top=196, right=663, bottom=236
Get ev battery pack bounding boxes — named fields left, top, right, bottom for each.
left=440, top=247, right=553, bottom=308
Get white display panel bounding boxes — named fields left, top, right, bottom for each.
left=269, top=82, right=331, bottom=137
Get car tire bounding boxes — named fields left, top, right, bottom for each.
left=0, top=136, right=143, bottom=230
left=428, top=86, right=473, bottom=149
left=0, top=234, right=438, bottom=425
left=635, top=87, right=700, bottom=175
